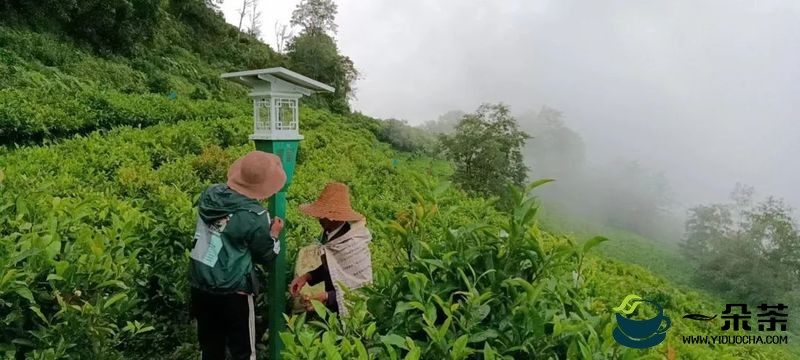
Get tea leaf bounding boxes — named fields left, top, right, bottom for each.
left=582, top=236, right=609, bottom=253
left=103, top=293, right=128, bottom=309
left=381, top=334, right=408, bottom=350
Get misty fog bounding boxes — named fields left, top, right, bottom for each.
left=224, top=0, right=800, bottom=227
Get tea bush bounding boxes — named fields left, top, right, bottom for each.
left=281, top=178, right=796, bottom=359
left=0, top=24, right=265, bottom=145
left=0, top=107, right=795, bottom=358
left=0, top=108, right=439, bottom=358
left=0, top=88, right=247, bottom=144
left=332, top=182, right=614, bottom=359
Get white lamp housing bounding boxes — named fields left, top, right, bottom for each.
left=221, top=67, right=334, bottom=140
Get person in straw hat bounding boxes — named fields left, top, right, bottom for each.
left=289, top=182, right=373, bottom=315
left=188, top=151, right=286, bottom=360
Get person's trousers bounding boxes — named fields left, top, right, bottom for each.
left=191, top=288, right=256, bottom=360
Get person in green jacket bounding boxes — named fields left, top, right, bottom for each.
left=189, top=151, right=286, bottom=360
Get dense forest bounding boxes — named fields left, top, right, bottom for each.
left=0, top=0, right=797, bottom=359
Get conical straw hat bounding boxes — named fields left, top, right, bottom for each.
left=299, top=182, right=364, bottom=221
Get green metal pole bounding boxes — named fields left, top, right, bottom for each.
left=266, top=191, right=287, bottom=360
left=255, top=139, right=299, bottom=360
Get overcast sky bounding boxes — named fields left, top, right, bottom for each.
left=222, top=0, right=800, bottom=210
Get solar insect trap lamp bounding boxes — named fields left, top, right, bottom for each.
left=221, top=67, right=334, bottom=359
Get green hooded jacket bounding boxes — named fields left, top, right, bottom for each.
left=188, top=184, right=278, bottom=294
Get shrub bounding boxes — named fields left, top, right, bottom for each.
left=0, top=88, right=247, bottom=144
left=0, top=109, right=438, bottom=357
left=0, top=0, right=161, bottom=54
left=147, top=71, right=173, bottom=95
left=376, top=118, right=437, bottom=155
left=281, top=181, right=616, bottom=360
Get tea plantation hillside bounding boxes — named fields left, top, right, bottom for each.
left=539, top=210, right=694, bottom=288
left=0, top=5, right=796, bottom=360
left=0, top=106, right=792, bottom=359
left=1, top=108, right=794, bottom=359
left=0, top=8, right=275, bottom=145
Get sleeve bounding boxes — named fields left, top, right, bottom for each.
left=248, top=214, right=279, bottom=266
left=325, top=290, right=338, bottom=312
left=307, top=263, right=327, bottom=286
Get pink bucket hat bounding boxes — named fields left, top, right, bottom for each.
left=227, top=151, right=287, bottom=200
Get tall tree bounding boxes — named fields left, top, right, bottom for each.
left=513, top=105, right=681, bottom=240
left=376, top=119, right=437, bottom=155
left=439, top=104, right=529, bottom=201
left=247, top=0, right=261, bottom=38
left=519, top=106, right=586, bottom=180
left=285, top=0, right=355, bottom=112
left=236, top=0, right=254, bottom=39
left=290, top=0, right=338, bottom=34
left=681, top=187, right=800, bottom=304
left=681, top=203, right=734, bottom=263
left=205, top=0, right=223, bottom=9
left=422, top=110, right=465, bottom=135
left=274, top=21, right=294, bottom=53
left=285, top=31, right=357, bottom=113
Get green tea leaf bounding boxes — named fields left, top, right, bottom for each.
left=472, top=304, right=490, bottom=322
left=15, top=287, right=34, bottom=303
left=46, top=274, right=65, bottom=282
left=582, top=236, right=609, bottom=253
left=404, top=344, right=421, bottom=360
left=365, top=322, right=377, bottom=338
left=103, top=293, right=128, bottom=309
left=468, top=329, right=499, bottom=343
left=98, top=280, right=129, bottom=290
left=525, top=178, right=555, bottom=193
left=450, top=334, right=471, bottom=359
left=29, top=306, right=49, bottom=325
left=380, top=334, right=408, bottom=350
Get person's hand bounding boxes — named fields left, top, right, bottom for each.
left=270, top=217, right=284, bottom=239
left=289, top=273, right=311, bottom=296
left=302, top=292, right=328, bottom=311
